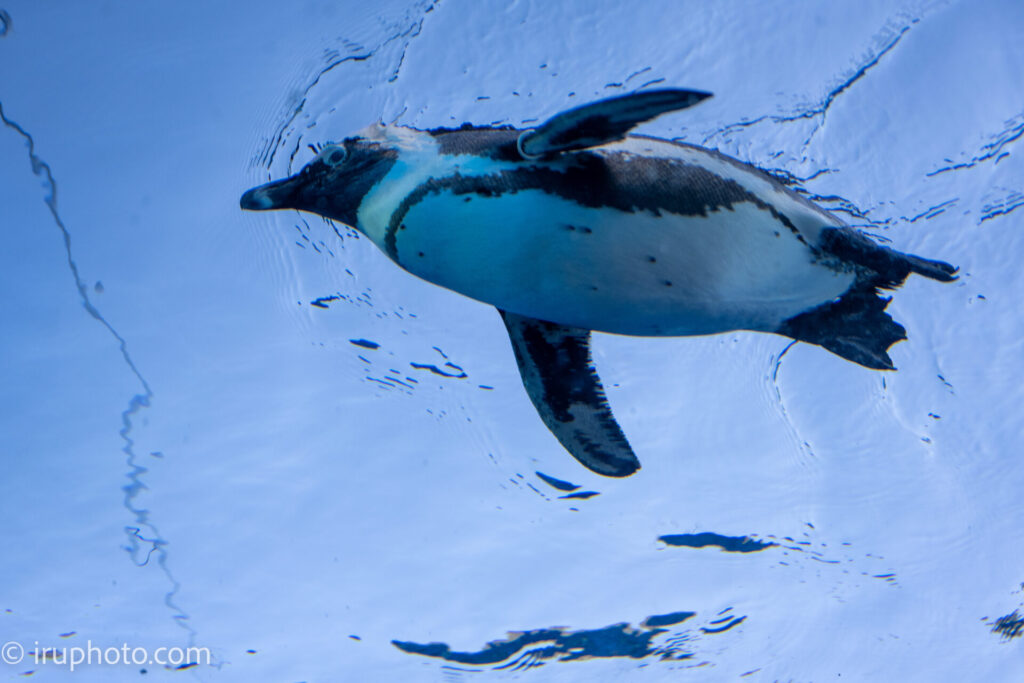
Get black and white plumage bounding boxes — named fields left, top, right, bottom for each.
left=241, top=89, right=957, bottom=478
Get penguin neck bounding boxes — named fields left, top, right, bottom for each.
left=355, top=133, right=522, bottom=259
left=357, top=153, right=439, bottom=251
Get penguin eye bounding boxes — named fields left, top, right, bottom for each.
left=321, top=144, right=347, bottom=167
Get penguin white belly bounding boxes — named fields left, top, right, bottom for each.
left=389, top=189, right=854, bottom=336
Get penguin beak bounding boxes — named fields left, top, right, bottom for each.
left=240, top=174, right=302, bottom=211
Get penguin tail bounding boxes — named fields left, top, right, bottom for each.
left=776, top=285, right=907, bottom=370
left=900, top=252, right=958, bottom=283
left=819, top=227, right=958, bottom=289
left=776, top=227, right=956, bottom=369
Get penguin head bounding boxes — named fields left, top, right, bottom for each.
left=240, top=135, right=399, bottom=227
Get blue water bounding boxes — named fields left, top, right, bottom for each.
left=2, top=1, right=1023, bottom=681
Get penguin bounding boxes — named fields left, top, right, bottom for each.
left=241, top=89, right=957, bottom=478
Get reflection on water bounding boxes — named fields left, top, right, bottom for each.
left=992, top=610, right=1023, bottom=641
left=392, top=607, right=749, bottom=671
left=659, top=532, right=777, bottom=553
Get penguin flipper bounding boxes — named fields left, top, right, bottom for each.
left=517, top=88, right=712, bottom=158
left=498, top=309, right=640, bottom=477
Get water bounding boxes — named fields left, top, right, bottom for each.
left=2, top=0, right=1023, bottom=680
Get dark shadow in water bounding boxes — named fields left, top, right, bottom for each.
left=410, top=361, right=467, bottom=378
left=311, top=294, right=342, bottom=308
left=659, top=533, right=777, bottom=553
left=559, top=490, right=599, bottom=500
left=701, top=615, right=747, bottom=633
left=992, top=610, right=1023, bottom=640
left=643, top=611, right=696, bottom=627
left=390, top=609, right=750, bottom=671
left=535, top=471, right=580, bottom=492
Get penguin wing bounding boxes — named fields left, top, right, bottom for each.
left=499, top=310, right=640, bottom=477
left=517, top=88, right=712, bottom=158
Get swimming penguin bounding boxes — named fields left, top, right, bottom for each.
left=241, top=89, right=957, bottom=477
